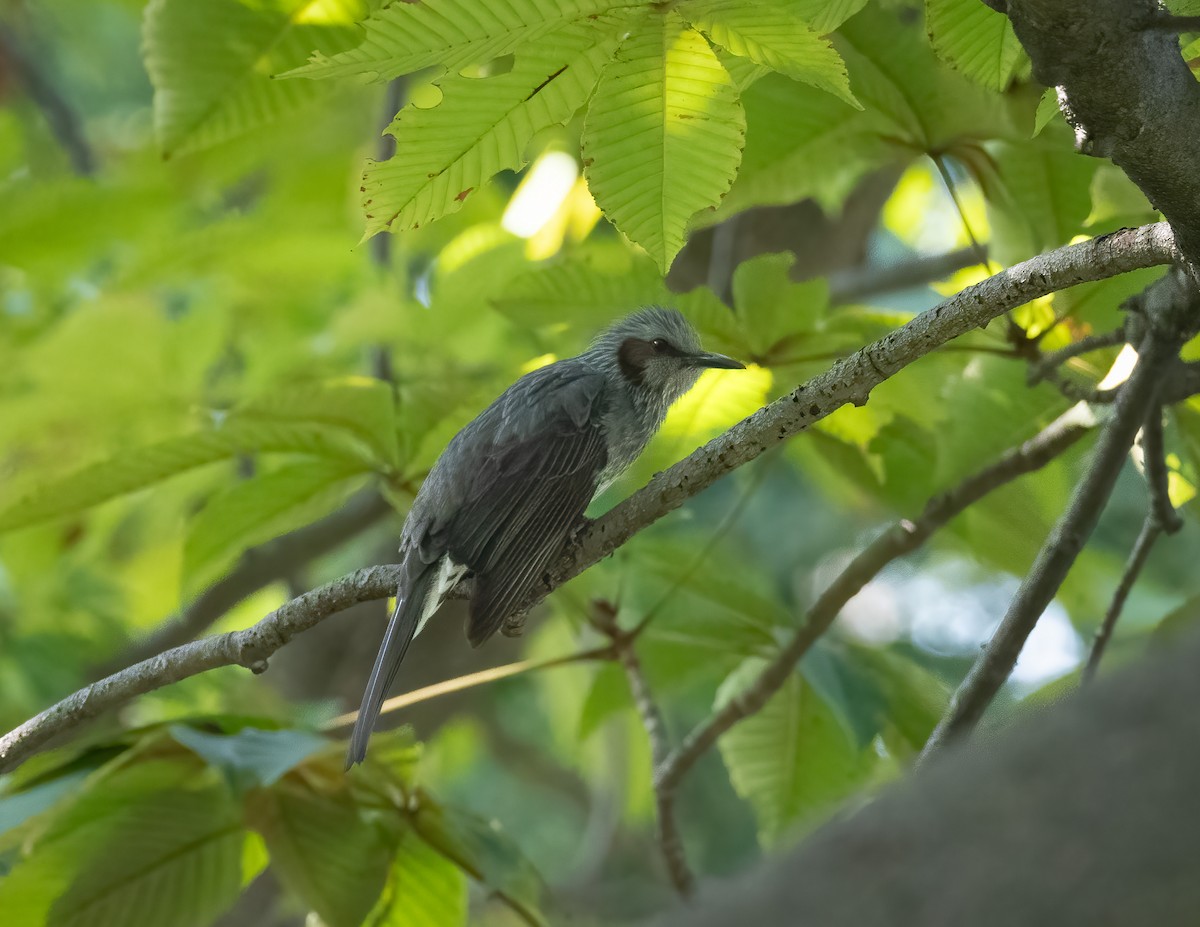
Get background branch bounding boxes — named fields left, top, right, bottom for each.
left=1082, top=516, right=1161, bottom=684
left=0, top=224, right=1179, bottom=773
left=655, top=403, right=1094, bottom=801
left=920, top=286, right=1194, bottom=759
left=95, top=489, right=394, bottom=677
left=828, top=246, right=980, bottom=306
left=0, top=24, right=95, bottom=176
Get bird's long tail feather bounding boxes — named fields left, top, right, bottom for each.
left=346, top=561, right=437, bottom=768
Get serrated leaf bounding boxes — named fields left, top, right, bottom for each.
left=182, top=457, right=367, bottom=593
left=926, top=0, right=1026, bottom=92
left=238, top=376, right=402, bottom=471
left=287, top=0, right=642, bottom=82
left=716, top=660, right=875, bottom=845
left=143, top=0, right=371, bottom=155
left=491, top=243, right=669, bottom=330
left=169, top=725, right=329, bottom=792
left=715, top=71, right=889, bottom=219
left=0, top=762, right=249, bottom=927
left=0, top=377, right=396, bottom=535
left=684, top=0, right=858, bottom=107
left=366, top=828, right=468, bottom=927
left=786, top=0, right=869, bottom=33
left=248, top=778, right=392, bottom=927
left=362, top=18, right=624, bottom=236
left=582, top=13, right=746, bottom=271
left=0, top=421, right=362, bottom=536
left=985, top=136, right=1098, bottom=266
left=413, top=797, right=545, bottom=926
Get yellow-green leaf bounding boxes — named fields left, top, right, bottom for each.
left=582, top=13, right=746, bottom=271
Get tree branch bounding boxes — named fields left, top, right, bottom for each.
left=1082, top=516, right=1161, bottom=684
left=1140, top=405, right=1184, bottom=533
left=919, top=291, right=1194, bottom=760
left=0, top=224, right=1179, bottom=773
left=94, top=489, right=395, bottom=677
left=1006, top=0, right=1200, bottom=267
left=590, top=600, right=695, bottom=897
left=0, top=565, right=403, bottom=772
left=655, top=403, right=1095, bottom=802
left=828, top=246, right=982, bottom=306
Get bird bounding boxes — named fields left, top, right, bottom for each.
left=346, top=307, right=744, bottom=766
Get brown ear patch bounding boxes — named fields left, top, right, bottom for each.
left=618, top=337, right=655, bottom=385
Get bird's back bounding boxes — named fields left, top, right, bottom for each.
left=402, top=356, right=612, bottom=643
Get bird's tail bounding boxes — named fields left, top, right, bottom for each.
left=345, top=559, right=437, bottom=768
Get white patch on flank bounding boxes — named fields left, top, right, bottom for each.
left=416, top=555, right=468, bottom=636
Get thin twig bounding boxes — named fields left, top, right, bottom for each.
left=590, top=599, right=695, bottom=897
left=0, top=224, right=1179, bottom=773
left=1028, top=328, right=1127, bottom=384
left=630, top=452, right=776, bottom=640
left=1140, top=404, right=1184, bottom=533
left=920, top=328, right=1184, bottom=762
left=1082, top=516, right=1162, bottom=684
left=654, top=405, right=1095, bottom=803
left=931, top=154, right=992, bottom=276
left=0, top=25, right=95, bottom=176
left=322, top=645, right=612, bottom=730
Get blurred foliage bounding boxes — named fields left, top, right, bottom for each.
left=1, top=0, right=1198, bottom=924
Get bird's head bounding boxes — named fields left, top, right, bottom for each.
left=592, top=307, right=745, bottom=406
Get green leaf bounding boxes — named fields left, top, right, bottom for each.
left=578, top=662, right=633, bottom=740
left=803, top=643, right=949, bottom=754
left=362, top=18, right=624, bottom=236
left=238, top=376, right=403, bottom=471
left=684, top=0, right=858, bottom=107
left=413, top=797, right=545, bottom=926
left=926, top=0, right=1026, bottom=92
left=1033, top=87, right=1061, bottom=136
left=491, top=242, right=669, bottom=331
left=287, top=0, right=642, bottom=82
left=714, top=71, right=890, bottom=218
left=0, top=377, right=397, bottom=535
left=169, top=725, right=329, bottom=792
left=985, top=136, right=1099, bottom=265
left=716, top=660, right=875, bottom=845
left=365, top=828, right=469, bottom=927
left=0, top=762, right=250, bottom=927
left=182, top=457, right=368, bottom=593
left=731, top=252, right=829, bottom=359
left=248, top=777, right=392, bottom=927
left=582, top=12, right=746, bottom=271
left=785, top=0, right=869, bottom=33
left=143, top=0, right=372, bottom=155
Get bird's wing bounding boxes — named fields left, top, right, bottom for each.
left=436, top=369, right=608, bottom=646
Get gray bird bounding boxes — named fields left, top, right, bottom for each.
left=347, top=307, right=743, bottom=765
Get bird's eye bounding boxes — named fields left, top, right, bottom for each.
left=651, top=338, right=669, bottom=352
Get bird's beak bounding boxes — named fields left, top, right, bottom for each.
left=690, top=351, right=746, bottom=370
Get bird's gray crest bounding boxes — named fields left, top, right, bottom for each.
left=588, top=306, right=702, bottom=356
